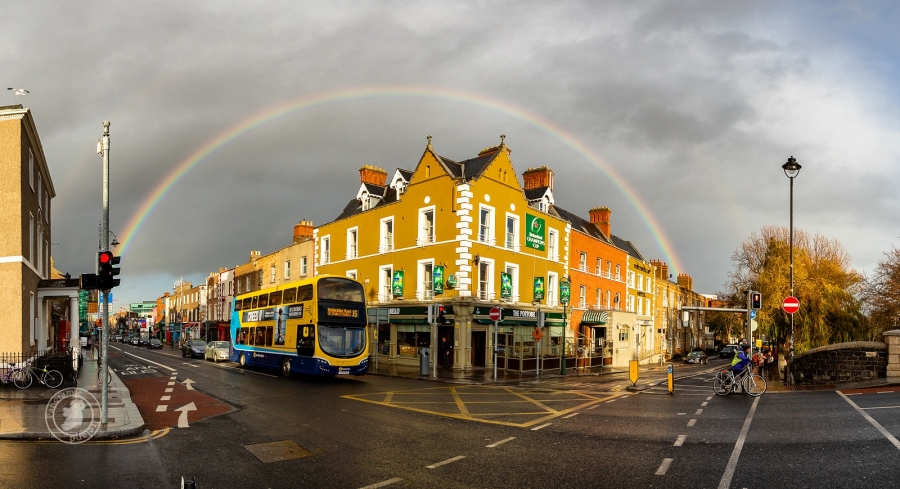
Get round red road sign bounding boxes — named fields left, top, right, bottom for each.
left=489, top=307, right=501, bottom=321
left=782, top=296, right=800, bottom=314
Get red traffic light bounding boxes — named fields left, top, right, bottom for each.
left=99, top=251, right=113, bottom=265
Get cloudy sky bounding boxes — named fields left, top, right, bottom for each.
left=5, top=1, right=899, bottom=309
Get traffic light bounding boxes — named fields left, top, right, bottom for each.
left=427, top=303, right=435, bottom=324
left=437, top=305, right=445, bottom=324
left=751, top=292, right=762, bottom=310
left=79, top=273, right=98, bottom=290
left=97, top=250, right=121, bottom=289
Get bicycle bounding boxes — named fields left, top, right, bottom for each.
left=0, top=362, right=31, bottom=388
left=14, top=361, right=64, bottom=389
left=97, top=358, right=111, bottom=386
left=713, top=365, right=766, bottom=397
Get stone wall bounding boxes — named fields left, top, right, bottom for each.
left=884, top=330, right=900, bottom=384
left=791, top=341, right=886, bottom=385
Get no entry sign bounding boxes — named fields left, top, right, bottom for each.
left=489, top=307, right=501, bottom=321
left=782, top=296, right=800, bottom=314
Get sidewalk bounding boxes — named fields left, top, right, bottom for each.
left=0, top=352, right=145, bottom=440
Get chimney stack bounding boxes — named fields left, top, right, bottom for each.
left=293, top=220, right=314, bottom=243
left=589, top=206, right=612, bottom=238
left=677, top=273, right=693, bottom=292
left=522, top=166, right=554, bottom=191
left=359, top=165, right=388, bottom=186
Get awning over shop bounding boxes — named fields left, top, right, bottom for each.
left=580, top=309, right=608, bottom=325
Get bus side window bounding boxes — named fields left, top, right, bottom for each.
left=297, top=285, right=313, bottom=302
left=247, top=327, right=255, bottom=346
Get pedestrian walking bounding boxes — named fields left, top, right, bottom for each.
left=440, top=337, right=452, bottom=369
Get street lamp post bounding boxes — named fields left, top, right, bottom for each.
left=782, top=156, right=801, bottom=384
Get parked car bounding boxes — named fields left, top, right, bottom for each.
left=138, top=337, right=148, bottom=346
left=719, top=345, right=738, bottom=358
left=111, top=334, right=122, bottom=343
left=182, top=340, right=207, bottom=358
left=147, top=339, right=162, bottom=349
left=204, top=341, right=231, bottom=362
left=130, top=337, right=140, bottom=346
left=684, top=351, right=709, bottom=364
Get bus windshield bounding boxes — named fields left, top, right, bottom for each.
left=318, top=325, right=366, bottom=358
left=317, top=277, right=364, bottom=303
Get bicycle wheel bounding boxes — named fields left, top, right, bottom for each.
left=742, top=373, right=767, bottom=396
left=44, top=370, right=64, bottom=389
left=13, top=370, right=32, bottom=389
left=713, top=371, right=730, bottom=396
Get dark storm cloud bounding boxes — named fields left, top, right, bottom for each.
left=4, top=0, right=899, bottom=306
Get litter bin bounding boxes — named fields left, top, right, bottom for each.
left=420, top=348, right=430, bottom=375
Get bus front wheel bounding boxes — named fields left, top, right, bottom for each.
left=282, top=357, right=291, bottom=378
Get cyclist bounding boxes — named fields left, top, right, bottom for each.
left=726, top=344, right=752, bottom=390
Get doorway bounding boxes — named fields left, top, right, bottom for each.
left=472, top=331, right=486, bottom=367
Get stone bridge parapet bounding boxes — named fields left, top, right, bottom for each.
left=791, top=341, right=886, bottom=385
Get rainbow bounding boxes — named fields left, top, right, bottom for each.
left=117, top=86, right=686, bottom=274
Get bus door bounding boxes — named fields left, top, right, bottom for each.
left=297, top=324, right=315, bottom=357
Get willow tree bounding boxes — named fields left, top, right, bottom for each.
left=726, top=226, right=864, bottom=353
left=863, top=246, right=900, bottom=338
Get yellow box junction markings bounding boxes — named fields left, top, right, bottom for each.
left=343, top=385, right=623, bottom=428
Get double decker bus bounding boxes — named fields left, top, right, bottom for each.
left=230, top=275, right=368, bottom=376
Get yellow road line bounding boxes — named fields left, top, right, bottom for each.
left=449, top=387, right=470, bottom=416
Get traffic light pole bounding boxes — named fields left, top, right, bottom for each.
left=99, top=121, right=111, bottom=425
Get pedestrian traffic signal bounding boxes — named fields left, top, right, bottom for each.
left=79, top=273, right=98, bottom=290
left=97, top=250, right=121, bottom=289
left=437, top=305, right=445, bottom=324
left=751, top=292, right=762, bottom=310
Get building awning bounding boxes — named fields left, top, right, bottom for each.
left=581, top=310, right=608, bottom=325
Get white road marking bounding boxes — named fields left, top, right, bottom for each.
left=701, top=402, right=708, bottom=407
left=165, top=388, right=173, bottom=393
left=606, top=399, right=617, bottom=403
left=111, top=346, right=177, bottom=371
left=167, top=382, right=175, bottom=386
left=677, top=412, right=686, bottom=415
left=426, top=456, right=465, bottom=469
left=358, top=478, right=402, bottom=489
left=861, top=405, right=900, bottom=410
left=674, top=435, right=686, bottom=446
left=717, top=396, right=760, bottom=489
left=174, top=402, right=197, bottom=428
left=588, top=404, right=600, bottom=410
left=687, top=419, right=696, bottom=427
left=877, top=391, right=893, bottom=394
left=156, top=405, right=167, bottom=412
left=695, top=409, right=703, bottom=415
left=161, top=396, right=171, bottom=401
left=563, top=413, right=580, bottom=419
left=655, top=458, right=673, bottom=475
left=531, top=423, right=552, bottom=431
left=706, top=396, right=712, bottom=401
left=182, top=379, right=196, bottom=390
left=838, top=391, right=900, bottom=450
left=843, top=393, right=861, bottom=396
left=486, top=437, right=516, bottom=448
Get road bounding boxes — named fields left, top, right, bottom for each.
left=2, top=346, right=899, bottom=488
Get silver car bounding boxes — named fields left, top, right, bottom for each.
left=205, top=341, right=231, bottom=362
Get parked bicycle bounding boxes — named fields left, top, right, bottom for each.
left=12, top=361, right=64, bottom=389
left=0, top=362, right=31, bottom=388
left=98, top=358, right=111, bottom=386
left=713, top=365, right=766, bottom=397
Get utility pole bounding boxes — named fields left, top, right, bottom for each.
left=98, top=121, right=111, bottom=425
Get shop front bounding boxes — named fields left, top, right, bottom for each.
left=579, top=309, right=611, bottom=368
left=368, top=305, right=456, bottom=368
left=472, top=305, right=567, bottom=372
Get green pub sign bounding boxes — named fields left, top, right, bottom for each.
left=533, top=276, right=545, bottom=301
left=392, top=270, right=404, bottom=297
left=525, top=214, right=546, bottom=251
left=433, top=266, right=444, bottom=295
left=560, top=280, right=571, bottom=305
left=500, top=272, right=512, bottom=298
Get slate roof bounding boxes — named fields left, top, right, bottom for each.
left=524, top=186, right=550, bottom=201
left=437, top=151, right=498, bottom=181
left=550, top=205, right=612, bottom=245
left=611, top=235, right=646, bottom=262
left=362, top=183, right=385, bottom=195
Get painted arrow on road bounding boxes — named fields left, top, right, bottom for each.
left=182, top=379, right=195, bottom=390
left=174, top=402, right=196, bottom=428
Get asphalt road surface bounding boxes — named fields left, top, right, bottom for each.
left=2, top=348, right=899, bottom=488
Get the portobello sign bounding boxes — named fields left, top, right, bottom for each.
left=525, top=214, right=545, bottom=251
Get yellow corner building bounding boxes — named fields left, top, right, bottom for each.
left=315, top=136, right=574, bottom=372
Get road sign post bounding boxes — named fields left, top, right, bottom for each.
left=490, top=307, right=501, bottom=380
